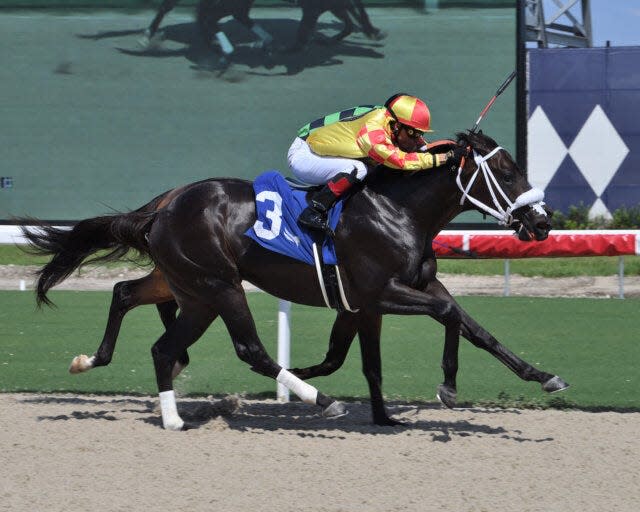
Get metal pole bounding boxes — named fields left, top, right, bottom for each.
left=504, top=259, right=511, bottom=297
left=277, top=300, right=291, bottom=402
left=516, top=0, right=528, bottom=174
left=618, top=256, right=625, bottom=299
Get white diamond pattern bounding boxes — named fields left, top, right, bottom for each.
left=568, top=105, right=629, bottom=196
left=527, top=106, right=568, bottom=191
left=589, top=198, right=612, bottom=219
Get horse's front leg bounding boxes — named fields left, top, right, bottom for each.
left=290, top=311, right=359, bottom=379
left=456, top=301, right=569, bottom=393
left=69, top=270, right=174, bottom=374
left=437, top=321, right=460, bottom=409
left=378, top=278, right=464, bottom=404
left=424, top=279, right=569, bottom=405
left=357, top=311, right=404, bottom=426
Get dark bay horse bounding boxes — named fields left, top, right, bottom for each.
left=21, top=131, right=567, bottom=429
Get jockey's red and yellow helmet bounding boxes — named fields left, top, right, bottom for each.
left=385, top=93, right=432, bottom=132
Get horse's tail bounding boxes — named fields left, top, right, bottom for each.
left=19, top=207, right=158, bottom=308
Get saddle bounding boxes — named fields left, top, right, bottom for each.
left=245, top=171, right=357, bottom=313
left=283, top=176, right=319, bottom=191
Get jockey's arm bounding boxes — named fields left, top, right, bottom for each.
left=357, top=128, right=447, bottom=171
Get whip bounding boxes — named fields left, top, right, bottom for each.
left=470, top=70, right=516, bottom=133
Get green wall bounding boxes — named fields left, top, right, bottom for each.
left=0, top=1, right=514, bottom=9
left=0, top=5, right=515, bottom=221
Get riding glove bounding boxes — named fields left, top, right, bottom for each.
left=446, top=146, right=468, bottom=168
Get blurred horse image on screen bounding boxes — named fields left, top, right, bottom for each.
left=139, top=0, right=273, bottom=60
left=21, top=130, right=568, bottom=430
left=288, top=0, right=386, bottom=52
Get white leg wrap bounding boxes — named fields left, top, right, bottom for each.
left=251, top=24, right=273, bottom=44
left=215, top=31, right=234, bottom=55
left=69, top=354, right=96, bottom=373
left=276, top=369, right=318, bottom=405
left=159, top=390, right=184, bottom=431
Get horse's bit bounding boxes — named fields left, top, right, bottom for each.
left=455, top=147, right=546, bottom=226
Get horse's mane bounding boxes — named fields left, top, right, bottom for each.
left=456, top=130, right=499, bottom=153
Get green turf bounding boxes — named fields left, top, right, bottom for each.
left=1, top=290, right=638, bottom=410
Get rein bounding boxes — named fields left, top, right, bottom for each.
left=455, top=147, right=546, bottom=226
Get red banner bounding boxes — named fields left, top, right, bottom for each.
left=433, top=230, right=640, bottom=258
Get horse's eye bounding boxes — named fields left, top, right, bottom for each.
left=502, top=172, right=514, bottom=185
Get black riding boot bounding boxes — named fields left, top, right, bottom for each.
left=298, top=172, right=359, bottom=233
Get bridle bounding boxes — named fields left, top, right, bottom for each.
left=455, top=146, right=547, bottom=226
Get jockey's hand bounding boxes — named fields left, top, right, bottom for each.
left=446, top=146, right=468, bottom=168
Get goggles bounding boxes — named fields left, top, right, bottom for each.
left=403, top=126, right=424, bottom=138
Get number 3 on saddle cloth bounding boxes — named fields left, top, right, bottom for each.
left=245, top=171, right=357, bottom=312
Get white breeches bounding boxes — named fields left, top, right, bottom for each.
left=287, top=137, right=368, bottom=185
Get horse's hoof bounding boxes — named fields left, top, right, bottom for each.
left=436, top=384, right=457, bottom=409
left=322, top=401, right=347, bottom=419
left=69, top=354, right=95, bottom=374
left=162, top=418, right=185, bottom=431
left=138, top=30, right=164, bottom=50
left=542, top=375, right=570, bottom=393
left=138, top=36, right=150, bottom=49
left=369, top=30, right=387, bottom=41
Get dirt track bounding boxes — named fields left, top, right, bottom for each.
left=3, top=267, right=639, bottom=511
left=1, top=393, right=638, bottom=512
left=3, top=264, right=640, bottom=297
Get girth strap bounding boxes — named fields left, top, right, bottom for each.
left=312, top=243, right=358, bottom=313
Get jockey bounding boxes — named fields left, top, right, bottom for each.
left=288, top=93, right=467, bottom=233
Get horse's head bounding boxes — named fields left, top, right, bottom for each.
left=455, top=131, right=551, bottom=241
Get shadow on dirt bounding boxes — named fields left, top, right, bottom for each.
left=25, top=395, right=558, bottom=443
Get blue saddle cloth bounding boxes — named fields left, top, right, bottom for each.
left=245, top=171, right=343, bottom=265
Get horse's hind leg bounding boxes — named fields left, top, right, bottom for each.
left=288, top=3, right=320, bottom=52
left=155, top=300, right=193, bottom=379
left=215, top=286, right=346, bottom=419
left=151, top=303, right=218, bottom=430
left=328, top=8, right=354, bottom=43
left=139, top=0, right=179, bottom=48
left=290, top=311, right=359, bottom=379
left=147, top=0, right=179, bottom=37
left=348, top=0, right=385, bottom=39
left=69, top=269, right=174, bottom=374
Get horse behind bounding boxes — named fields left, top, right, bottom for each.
left=290, top=0, right=386, bottom=52
left=21, top=130, right=568, bottom=430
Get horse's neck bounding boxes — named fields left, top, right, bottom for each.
left=364, top=170, right=463, bottom=237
